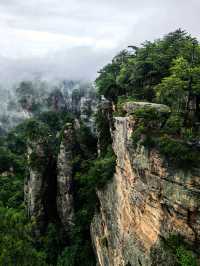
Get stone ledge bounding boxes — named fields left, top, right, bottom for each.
left=122, top=101, right=171, bottom=115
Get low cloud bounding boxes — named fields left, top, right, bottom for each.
left=0, top=0, right=199, bottom=85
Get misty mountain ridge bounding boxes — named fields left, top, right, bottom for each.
left=0, top=78, right=96, bottom=134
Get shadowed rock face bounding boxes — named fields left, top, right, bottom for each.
left=25, top=143, right=46, bottom=231
left=91, top=102, right=200, bottom=266
left=25, top=123, right=75, bottom=234
left=57, top=124, right=74, bottom=230
left=25, top=141, right=58, bottom=233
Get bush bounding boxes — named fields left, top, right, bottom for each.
left=70, top=145, right=116, bottom=266
left=95, top=108, right=112, bottom=155
left=82, top=146, right=116, bottom=189
left=76, top=124, right=97, bottom=157
left=0, top=147, right=25, bottom=175
left=158, top=135, right=199, bottom=166
left=164, top=113, right=184, bottom=135
left=176, top=246, right=197, bottom=266
left=134, top=107, right=161, bottom=121
left=25, top=119, right=50, bottom=142
left=0, top=207, right=47, bottom=266
left=114, top=96, right=137, bottom=116
left=37, top=111, right=73, bottom=135
left=131, top=107, right=166, bottom=148
left=164, top=235, right=197, bottom=266
left=129, top=106, right=200, bottom=167
left=0, top=174, right=24, bottom=209
left=131, top=124, right=146, bottom=146
left=57, top=246, right=76, bottom=266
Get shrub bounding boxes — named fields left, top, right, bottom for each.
left=75, top=124, right=97, bottom=156
left=131, top=124, right=146, bottom=146
left=176, top=246, right=197, bottom=266
left=164, top=113, right=184, bottom=135
left=85, top=146, right=116, bottom=189
left=114, top=96, right=137, bottom=116
left=158, top=135, right=199, bottom=166
left=25, top=119, right=50, bottom=142
left=95, top=108, right=112, bottom=155
left=0, top=207, right=47, bottom=266
left=131, top=107, right=165, bottom=148
left=130, top=107, right=199, bottom=167
left=164, top=235, right=197, bottom=266
left=134, top=107, right=161, bottom=121
left=71, top=146, right=116, bottom=266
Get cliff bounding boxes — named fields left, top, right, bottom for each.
left=91, top=102, right=200, bottom=266
left=57, top=123, right=74, bottom=230
left=25, top=123, right=75, bottom=234
left=24, top=100, right=200, bottom=265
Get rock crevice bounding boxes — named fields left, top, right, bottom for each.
left=25, top=123, right=75, bottom=233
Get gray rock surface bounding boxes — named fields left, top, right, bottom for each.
left=122, top=101, right=171, bottom=115
left=57, top=123, right=74, bottom=229
left=91, top=104, right=200, bottom=266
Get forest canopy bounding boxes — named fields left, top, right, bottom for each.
left=96, top=29, right=200, bottom=112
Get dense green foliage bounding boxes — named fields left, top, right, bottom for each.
left=0, top=105, right=116, bottom=265
left=1, top=29, right=200, bottom=265
left=95, top=106, right=112, bottom=155
left=0, top=208, right=47, bottom=266
left=57, top=120, right=116, bottom=265
left=0, top=125, right=48, bottom=265
left=0, top=110, right=74, bottom=265
left=164, top=235, right=198, bottom=266
left=95, top=50, right=129, bottom=101
left=96, top=30, right=200, bottom=262
left=96, top=29, right=200, bottom=104
left=131, top=107, right=200, bottom=167
left=97, top=29, right=200, bottom=167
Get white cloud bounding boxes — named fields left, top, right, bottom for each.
left=0, top=0, right=199, bottom=83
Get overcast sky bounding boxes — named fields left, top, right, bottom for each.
left=0, top=0, right=199, bottom=84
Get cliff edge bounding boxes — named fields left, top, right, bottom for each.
left=91, top=102, right=200, bottom=266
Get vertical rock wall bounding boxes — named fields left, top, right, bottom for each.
left=91, top=102, right=200, bottom=266
left=57, top=123, right=74, bottom=229
left=25, top=142, right=49, bottom=232
left=25, top=123, right=75, bottom=234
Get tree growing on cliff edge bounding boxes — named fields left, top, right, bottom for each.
left=95, top=50, right=130, bottom=101
left=156, top=48, right=200, bottom=117
left=96, top=29, right=200, bottom=103
left=155, top=41, right=200, bottom=146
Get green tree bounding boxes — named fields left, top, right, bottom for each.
left=156, top=56, right=200, bottom=115
left=0, top=208, right=47, bottom=266
left=96, top=29, right=200, bottom=102
left=95, top=50, right=129, bottom=101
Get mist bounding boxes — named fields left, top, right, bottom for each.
left=0, top=0, right=199, bottom=86
left=0, top=46, right=117, bottom=87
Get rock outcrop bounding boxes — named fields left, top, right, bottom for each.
left=122, top=101, right=171, bottom=115
left=25, top=141, right=54, bottom=232
left=91, top=102, right=200, bottom=266
left=57, top=123, right=74, bottom=229
left=25, top=123, right=75, bottom=234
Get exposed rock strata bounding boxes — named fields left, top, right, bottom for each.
left=25, top=123, right=75, bottom=233
left=91, top=102, right=200, bottom=266
left=25, top=142, right=49, bottom=232
left=57, top=123, right=74, bottom=229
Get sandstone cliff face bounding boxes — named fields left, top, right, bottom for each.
left=25, top=123, right=75, bottom=233
left=57, top=123, right=74, bottom=229
left=91, top=103, right=200, bottom=266
left=25, top=142, right=49, bottom=232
